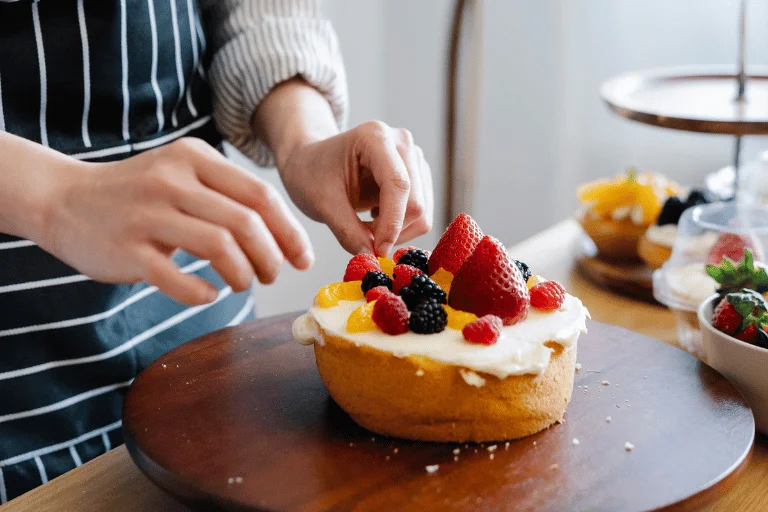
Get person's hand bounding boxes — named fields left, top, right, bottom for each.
left=277, top=120, right=434, bottom=256
left=41, top=138, right=313, bottom=305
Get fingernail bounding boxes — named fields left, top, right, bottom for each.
left=376, top=242, right=393, bottom=258
left=297, top=248, right=315, bottom=269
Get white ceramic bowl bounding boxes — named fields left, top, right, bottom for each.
left=699, top=295, right=766, bottom=433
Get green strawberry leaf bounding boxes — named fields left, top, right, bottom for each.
left=727, top=289, right=768, bottom=321
left=706, top=265, right=724, bottom=281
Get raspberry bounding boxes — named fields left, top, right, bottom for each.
left=530, top=281, right=566, bottom=311
left=409, top=299, right=448, bottom=334
left=372, top=295, right=409, bottom=335
left=365, top=286, right=394, bottom=302
left=514, top=260, right=532, bottom=282
left=400, top=274, right=447, bottom=311
left=361, top=271, right=393, bottom=294
left=398, top=249, right=429, bottom=274
left=711, top=297, right=742, bottom=335
left=344, top=254, right=380, bottom=282
left=392, top=264, right=423, bottom=294
left=462, top=315, right=503, bottom=345
left=394, top=246, right=430, bottom=264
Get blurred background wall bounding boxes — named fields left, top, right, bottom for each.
left=229, top=0, right=768, bottom=317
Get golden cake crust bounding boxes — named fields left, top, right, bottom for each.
left=312, top=322, right=576, bottom=442
left=580, top=216, right=646, bottom=261
left=637, top=233, right=672, bottom=270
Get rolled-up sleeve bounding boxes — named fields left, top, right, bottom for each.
left=201, top=0, right=348, bottom=166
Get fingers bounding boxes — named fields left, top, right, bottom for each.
left=184, top=143, right=314, bottom=270
left=139, top=247, right=220, bottom=305
left=358, top=122, right=411, bottom=256
left=147, top=210, right=258, bottom=290
left=393, top=131, right=433, bottom=244
left=172, top=185, right=286, bottom=284
left=325, top=202, right=376, bottom=255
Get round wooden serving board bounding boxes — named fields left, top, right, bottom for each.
left=123, top=314, right=754, bottom=512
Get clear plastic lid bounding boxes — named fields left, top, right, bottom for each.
left=653, top=202, right=768, bottom=311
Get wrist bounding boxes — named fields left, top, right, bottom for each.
left=33, top=159, right=88, bottom=250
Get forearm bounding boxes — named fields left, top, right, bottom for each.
left=0, top=132, right=76, bottom=243
left=251, top=77, right=340, bottom=171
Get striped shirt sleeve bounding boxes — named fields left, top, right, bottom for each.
left=201, top=0, right=348, bottom=166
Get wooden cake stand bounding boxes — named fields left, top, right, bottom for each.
left=122, top=313, right=754, bottom=511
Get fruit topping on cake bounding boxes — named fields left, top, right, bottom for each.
left=462, top=315, right=503, bottom=345
left=706, top=249, right=768, bottom=296
left=530, top=281, right=566, bottom=311
left=344, top=254, right=381, bottom=282
left=449, top=236, right=530, bottom=325
left=372, top=295, right=410, bottom=335
left=400, top=274, right=447, bottom=310
left=392, top=264, right=423, bottom=294
left=577, top=169, right=682, bottom=225
left=428, top=213, right=484, bottom=275
left=313, top=213, right=577, bottom=341
left=409, top=299, right=449, bottom=334
left=655, top=189, right=710, bottom=226
left=361, top=271, right=393, bottom=294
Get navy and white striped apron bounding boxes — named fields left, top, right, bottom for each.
left=0, top=0, right=253, bottom=501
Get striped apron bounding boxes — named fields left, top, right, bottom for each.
left=0, top=0, right=253, bottom=501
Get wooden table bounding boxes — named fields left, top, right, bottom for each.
left=3, top=219, right=766, bottom=512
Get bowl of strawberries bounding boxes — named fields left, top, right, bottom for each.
left=699, top=249, right=768, bottom=433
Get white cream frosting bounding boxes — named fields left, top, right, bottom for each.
left=293, top=295, right=589, bottom=379
left=645, top=224, right=678, bottom=248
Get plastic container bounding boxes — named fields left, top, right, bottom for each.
left=653, top=202, right=768, bottom=358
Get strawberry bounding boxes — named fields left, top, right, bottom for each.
left=736, top=323, right=758, bottom=343
left=706, top=233, right=762, bottom=266
left=711, top=297, right=742, bottom=335
left=344, top=254, right=381, bottom=282
left=365, top=286, right=394, bottom=302
left=393, top=246, right=430, bottom=264
left=372, top=295, right=410, bottom=335
left=462, top=315, right=503, bottom=345
left=449, top=235, right=530, bottom=325
left=392, top=264, right=423, bottom=294
left=428, top=213, right=483, bottom=275
left=530, top=281, right=566, bottom=311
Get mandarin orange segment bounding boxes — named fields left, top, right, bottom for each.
left=431, top=268, right=454, bottom=296
left=347, top=300, right=377, bottom=333
left=444, top=305, right=478, bottom=331
left=315, top=281, right=364, bottom=308
left=377, top=257, right=396, bottom=278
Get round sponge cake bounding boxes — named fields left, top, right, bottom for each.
left=310, top=322, right=577, bottom=443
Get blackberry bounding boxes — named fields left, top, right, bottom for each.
left=409, top=299, right=448, bottom=334
left=361, top=271, right=392, bottom=294
left=656, top=197, right=686, bottom=226
left=686, top=189, right=710, bottom=206
left=514, top=259, right=532, bottom=281
left=399, top=274, right=447, bottom=310
left=397, top=249, right=429, bottom=273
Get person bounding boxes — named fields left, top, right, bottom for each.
left=0, top=0, right=432, bottom=501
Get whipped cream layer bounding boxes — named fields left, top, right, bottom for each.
left=293, top=295, right=589, bottom=379
left=645, top=224, right=678, bottom=248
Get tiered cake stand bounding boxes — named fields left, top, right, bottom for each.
left=576, top=0, right=768, bottom=303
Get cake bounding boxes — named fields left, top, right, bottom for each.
left=638, top=190, right=710, bottom=270
left=292, top=213, right=589, bottom=442
left=577, top=169, right=682, bottom=261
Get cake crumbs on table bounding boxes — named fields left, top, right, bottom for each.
left=371, top=437, right=375, bottom=442
left=489, top=453, right=495, bottom=460
left=575, top=363, right=582, bottom=371
left=161, top=364, right=166, bottom=368
left=487, top=445, right=497, bottom=452
left=505, top=442, right=510, bottom=449
left=425, top=465, right=439, bottom=474
left=349, top=443, right=355, bottom=447
left=393, top=448, right=399, bottom=454
left=549, top=464, right=559, bottom=471
left=601, top=380, right=610, bottom=386
left=625, top=442, right=634, bottom=451
left=533, top=441, right=537, bottom=446
left=385, top=456, right=390, bottom=461
left=454, top=456, right=459, bottom=462
left=474, top=449, right=478, bottom=453
left=606, top=416, right=612, bottom=423
left=572, top=438, right=580, bottom=446
left=453, top=448, right=460, bottom=455
left=227, top=477, right=243, bottom=485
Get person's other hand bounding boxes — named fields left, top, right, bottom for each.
left=277, top=120, right=433, bottom=257
left=43, top=137, right=313, bottom=305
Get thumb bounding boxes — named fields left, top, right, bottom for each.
left=325, top=202, right=376, bottom=255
